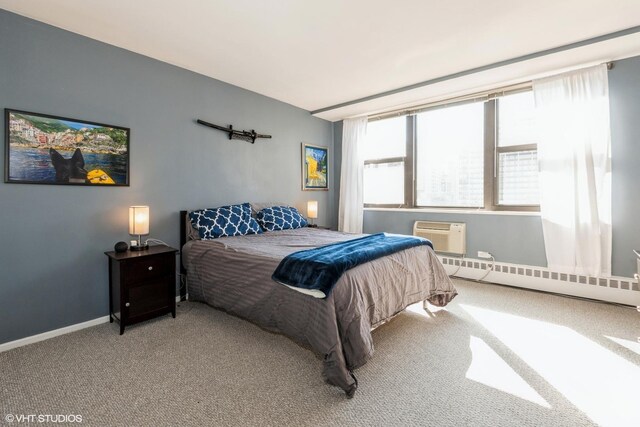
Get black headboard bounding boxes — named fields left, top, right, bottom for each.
left=179, top=210, right=188, bottom=300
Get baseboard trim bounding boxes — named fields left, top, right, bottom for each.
left=1, top=296, right=188, bottom=353
left=440, top=255, right=640, bottom=306
left=0, top=315, right=111, bottom=354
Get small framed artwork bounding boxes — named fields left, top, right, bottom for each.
left=4, top=109, right=130, bottom=186
left=302, top=143, right=329, bottom=191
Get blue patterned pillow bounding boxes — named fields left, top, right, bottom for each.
left=257, top=206, right=308, bottom=231
left=189, top=203, right=262, bottom=240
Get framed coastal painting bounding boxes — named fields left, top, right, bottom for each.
left=302, top=143, right=328, bottom=191
left=4, top=109, right=130, bottom=186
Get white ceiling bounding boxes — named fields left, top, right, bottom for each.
left=1, top=0, right=640, bottom=121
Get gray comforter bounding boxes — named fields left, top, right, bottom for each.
left=182, top=227, right=457, bottom=396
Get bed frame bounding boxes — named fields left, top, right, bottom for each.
left=179, top=210, right=188, bottom=301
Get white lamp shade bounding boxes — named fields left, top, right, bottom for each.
left=307, top=200, right=318, bottom=219
left=129, top=206, right=150, bottom=235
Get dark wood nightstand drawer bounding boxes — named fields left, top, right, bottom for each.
left=123, top=254, right=172, bottom=284
left=127, top=278, right=171, bottom=319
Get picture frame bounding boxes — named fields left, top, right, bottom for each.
left=4, top=109, right=130, bottom=186
left=301, top=143, right=329, bottom=191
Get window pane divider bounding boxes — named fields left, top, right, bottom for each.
left=484, top=99, right=496, bottom=209
left=405, top=115, right=415, bottom=208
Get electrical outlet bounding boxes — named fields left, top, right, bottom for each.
left=477, top=251, right=492, bottom=259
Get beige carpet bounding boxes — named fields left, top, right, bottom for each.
left=1, top=279, right=639, bottom=427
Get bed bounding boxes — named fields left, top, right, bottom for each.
left=179, top=210, right=457, bottom=397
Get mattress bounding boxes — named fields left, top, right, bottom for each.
left=182, top=227, right=457, bottom=396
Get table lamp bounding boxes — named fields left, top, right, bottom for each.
left=307, top=200, right=318, bottom=226
left=129, top=206, right=149, bottom=251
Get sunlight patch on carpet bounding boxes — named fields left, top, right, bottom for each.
left=461, top=304, right=640, bottom=427
left=466, top=336, right=550, bottom=408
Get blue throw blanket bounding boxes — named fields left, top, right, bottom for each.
left=272, top=233, right=433, bottom=298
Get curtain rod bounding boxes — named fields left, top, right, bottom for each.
left=367, top=82, right=531, bottom=121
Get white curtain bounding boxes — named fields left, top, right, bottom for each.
left=338, top=117, right=368, bottom=233
left=533, top=64, right=612, bottom=276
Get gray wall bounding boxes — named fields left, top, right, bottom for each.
left=364, top=210, right=547, bottom=267
left=335, top=55, right=640, bottom=277
left=609, top=55, right=640, bottom=279
left=0, top=10, right=334, bottom=345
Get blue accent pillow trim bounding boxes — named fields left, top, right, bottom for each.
left=189, top=202, right=262, bottom=240
left=256, top=206, right=308, bottom=231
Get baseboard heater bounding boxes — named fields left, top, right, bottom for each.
left=413, top=221, right=466, bottom=255
left=439, top=255, right=640, bottom=306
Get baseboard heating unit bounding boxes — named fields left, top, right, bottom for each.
left=439, top=255, right=640, bottom=307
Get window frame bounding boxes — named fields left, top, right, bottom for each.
left=491, top=91, right=540, bottom=211
left=413, top=99, right=486, bottom=209
left=363, top=86, right=540, bottom=212
left=363, top=116, right=414, bottom=208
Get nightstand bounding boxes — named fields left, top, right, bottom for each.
left=105, top=245, right=178, bottom=334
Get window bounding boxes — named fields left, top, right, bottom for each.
left=496, top=91, right=539, bottom=206
left=362, top=87, right=539, bottom=210
left=363, top=116, right=407, bottom=205
left=416, top=102, right=484, bottom=207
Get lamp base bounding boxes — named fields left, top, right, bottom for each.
left=130, top=243, right=149, bottom=251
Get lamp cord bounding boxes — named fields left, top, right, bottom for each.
left=145, top=238, right=169, bottom=246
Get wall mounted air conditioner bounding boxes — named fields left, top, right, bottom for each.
left=413, top=221, right=466, bottom=255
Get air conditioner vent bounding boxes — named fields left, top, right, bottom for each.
left=413, top=221, right=466, bottom=255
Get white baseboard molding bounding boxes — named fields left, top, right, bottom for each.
left=1, top=295, right=187, bottom=354
left=0, top=315, right=110, bottom=354
left=440, top=255, right=640, bottom=307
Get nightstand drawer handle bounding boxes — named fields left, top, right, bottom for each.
left=148, top=266, right=153, bottom=271
left=125, top=302, right=130, bottom=307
